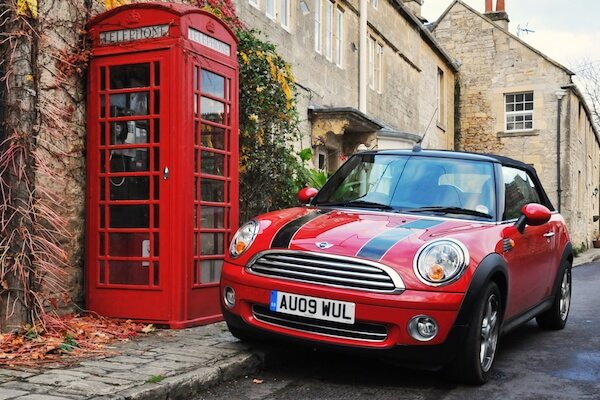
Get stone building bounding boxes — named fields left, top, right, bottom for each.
left=233, top=0, right=458, bottom=172
left=430, top=0, right=600, bottom=247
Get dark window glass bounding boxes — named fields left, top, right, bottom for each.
left=110, top=92, right=149, bottom=116
left=201, top=151, right=225, bottom=176
left=108, top=260, right=149, bottom=285
left=502, top=167, right=541, bottom=220
left=200, top=206, right=225, bottom=228
left=108, top=233, right=149, bottom=257
left=201, top=179, right=225, bottom=202
left=200, top=233, right=224, bottom=255
left=109, top=176, right=149, bottom=200
left=109, top=205, right=149, bottom=228
left=154, top=62, right=160, bottom=86
left=201, top=125, right=225, bottom=149
left=109, top=63, right=150, bottom=89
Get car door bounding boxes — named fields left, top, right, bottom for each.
left=501, top=166, right=556, bottom=319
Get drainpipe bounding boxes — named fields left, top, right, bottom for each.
left=555, top=89, right=567, bottom=212
left=359, top=0, right=367, bottom=113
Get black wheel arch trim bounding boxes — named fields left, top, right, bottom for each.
left=453, top=253, right=509, bottom=327
left=549, top=241, right=573, bottom=304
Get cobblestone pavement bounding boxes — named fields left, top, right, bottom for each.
left=1, top=248, right=598, bottom=400
left=0, top=322, right=274, bottom=400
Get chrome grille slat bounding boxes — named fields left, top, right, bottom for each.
left=251, top=265, right=394, bottom=289
left=265, top=255, right=383, bottom=273
left=247, top=250, right=404, bottom=293
left=252, top=305, right=388, bottom=342
left=254, top=259, right=392, bottom=282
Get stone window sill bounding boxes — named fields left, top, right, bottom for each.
left=497, top=129, right=539, bottom=138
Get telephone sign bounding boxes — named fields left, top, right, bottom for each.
left=86, top=3, right=239, bottom=328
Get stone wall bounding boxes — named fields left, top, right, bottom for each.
left=432, top=1, right=600, bottom=246
left=233, top=0, right=455, bottom=153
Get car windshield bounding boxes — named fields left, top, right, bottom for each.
left=313, top=154, right=497, bottom=221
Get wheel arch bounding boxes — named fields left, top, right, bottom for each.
left=454, top=253, right=509, bottom=327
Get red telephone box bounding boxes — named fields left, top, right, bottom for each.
left=86, top=3, right=238, bottom=328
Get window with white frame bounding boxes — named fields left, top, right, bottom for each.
left=369, top=0, right=379, bottom=9
left=259, top=0, right=291, bottom=28
left=314, top=0, right=322, bottom=53
left=265, top=0, right=275, bottom=19
left=334, top=7, right=344, bottom=67
left=437, top=68, right=446, bottom=126
left=325, top=0, right=334, bottom=60
left=314, top=0, right=345, bottom=65
left=505, top=92, right=534, bottom=131
left=280, top=0, right=290, bottom=29
left=369, top=36, right=383, bottom=92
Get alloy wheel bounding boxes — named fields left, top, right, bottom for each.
left=479, top=293, right=499, bottom=372
left=559, top=269, right=571, bottom=320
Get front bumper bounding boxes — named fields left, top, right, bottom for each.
left=221, top=261, right=468, bottom=364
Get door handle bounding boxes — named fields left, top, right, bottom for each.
left=543, top=232, right=555, bottom=238
left=163, top=167, right=170, bottom=180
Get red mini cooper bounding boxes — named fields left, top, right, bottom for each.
left=220, top=149, right=572, bottom=384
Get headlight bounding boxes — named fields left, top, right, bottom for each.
left=229, top=220, right=259, bottom=258
left=413, top=239, right=469, bottom=286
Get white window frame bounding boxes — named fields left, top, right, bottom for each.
left=314, top=0, right=322, bottom=53
left=505, top=91, right=534, bottom=132
left=325, top=0, right=334, bottom=61
left=368, top=37, right=375, bottom=89
left=369, top=36, right=383, bottom=92
left=265, top=0, right=276, bottom=20
left=249, top=0, right=259, bottom=9
left=279, top=0, right=291, bottom=30
left=375, top=43, right=383, bottom=93
left=334, top=7, right=343, bottom=67
left=370, top=0, right=379, bottom=9
left=437, top=67, right=446, bottom=127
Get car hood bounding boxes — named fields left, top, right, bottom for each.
left=248, top=207, right=499, bottom=290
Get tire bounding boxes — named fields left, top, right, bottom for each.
left=536, top=264, right=572, bottom=330
left=448, top=282, right=502, bottom=385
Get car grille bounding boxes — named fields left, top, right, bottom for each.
left=247, top=251, right=403, bottom=293
left=252, top=305, right=388, bottom=342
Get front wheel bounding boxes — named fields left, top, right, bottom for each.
left=447, top=282, right=502, bottom=385
left=536, top=264, right=571, bottom=330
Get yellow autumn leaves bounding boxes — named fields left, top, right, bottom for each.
left=239, top=49, right=295, bottom=110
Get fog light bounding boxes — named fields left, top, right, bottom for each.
left=223, top=286, right=236, bottom=308
left=408, top=315, right=438, bottom=342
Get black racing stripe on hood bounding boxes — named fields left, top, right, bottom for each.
left=271, top=209, right=327, bottom=248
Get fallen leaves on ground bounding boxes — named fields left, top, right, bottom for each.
left=0, top=313, right=153, bottom=368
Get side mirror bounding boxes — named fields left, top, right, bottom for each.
left=297, top=187, right=318, bottom=205
left=515, top=203, right=551, bottom=233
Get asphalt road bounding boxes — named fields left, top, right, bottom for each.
left=198, top=263, right=600, bottom=399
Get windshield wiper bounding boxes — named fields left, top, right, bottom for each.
left=401, top=206, right=493, bottom=219
left=318, top=200, right=394, bottom=210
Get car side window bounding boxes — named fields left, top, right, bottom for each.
left=502, top=167, right=541, bottom=220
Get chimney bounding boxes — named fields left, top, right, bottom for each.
left=484, top=0, right=509, bottom=31
left=402, top=0, right=424, bottom=20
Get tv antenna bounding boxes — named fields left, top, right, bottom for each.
left=516, top=23, right=535, bottom=37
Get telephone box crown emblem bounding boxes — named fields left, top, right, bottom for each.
left=126, top=11, right=141, bottom=25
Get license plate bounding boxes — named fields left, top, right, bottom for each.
left=269, top=291, right=355, bottom=324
